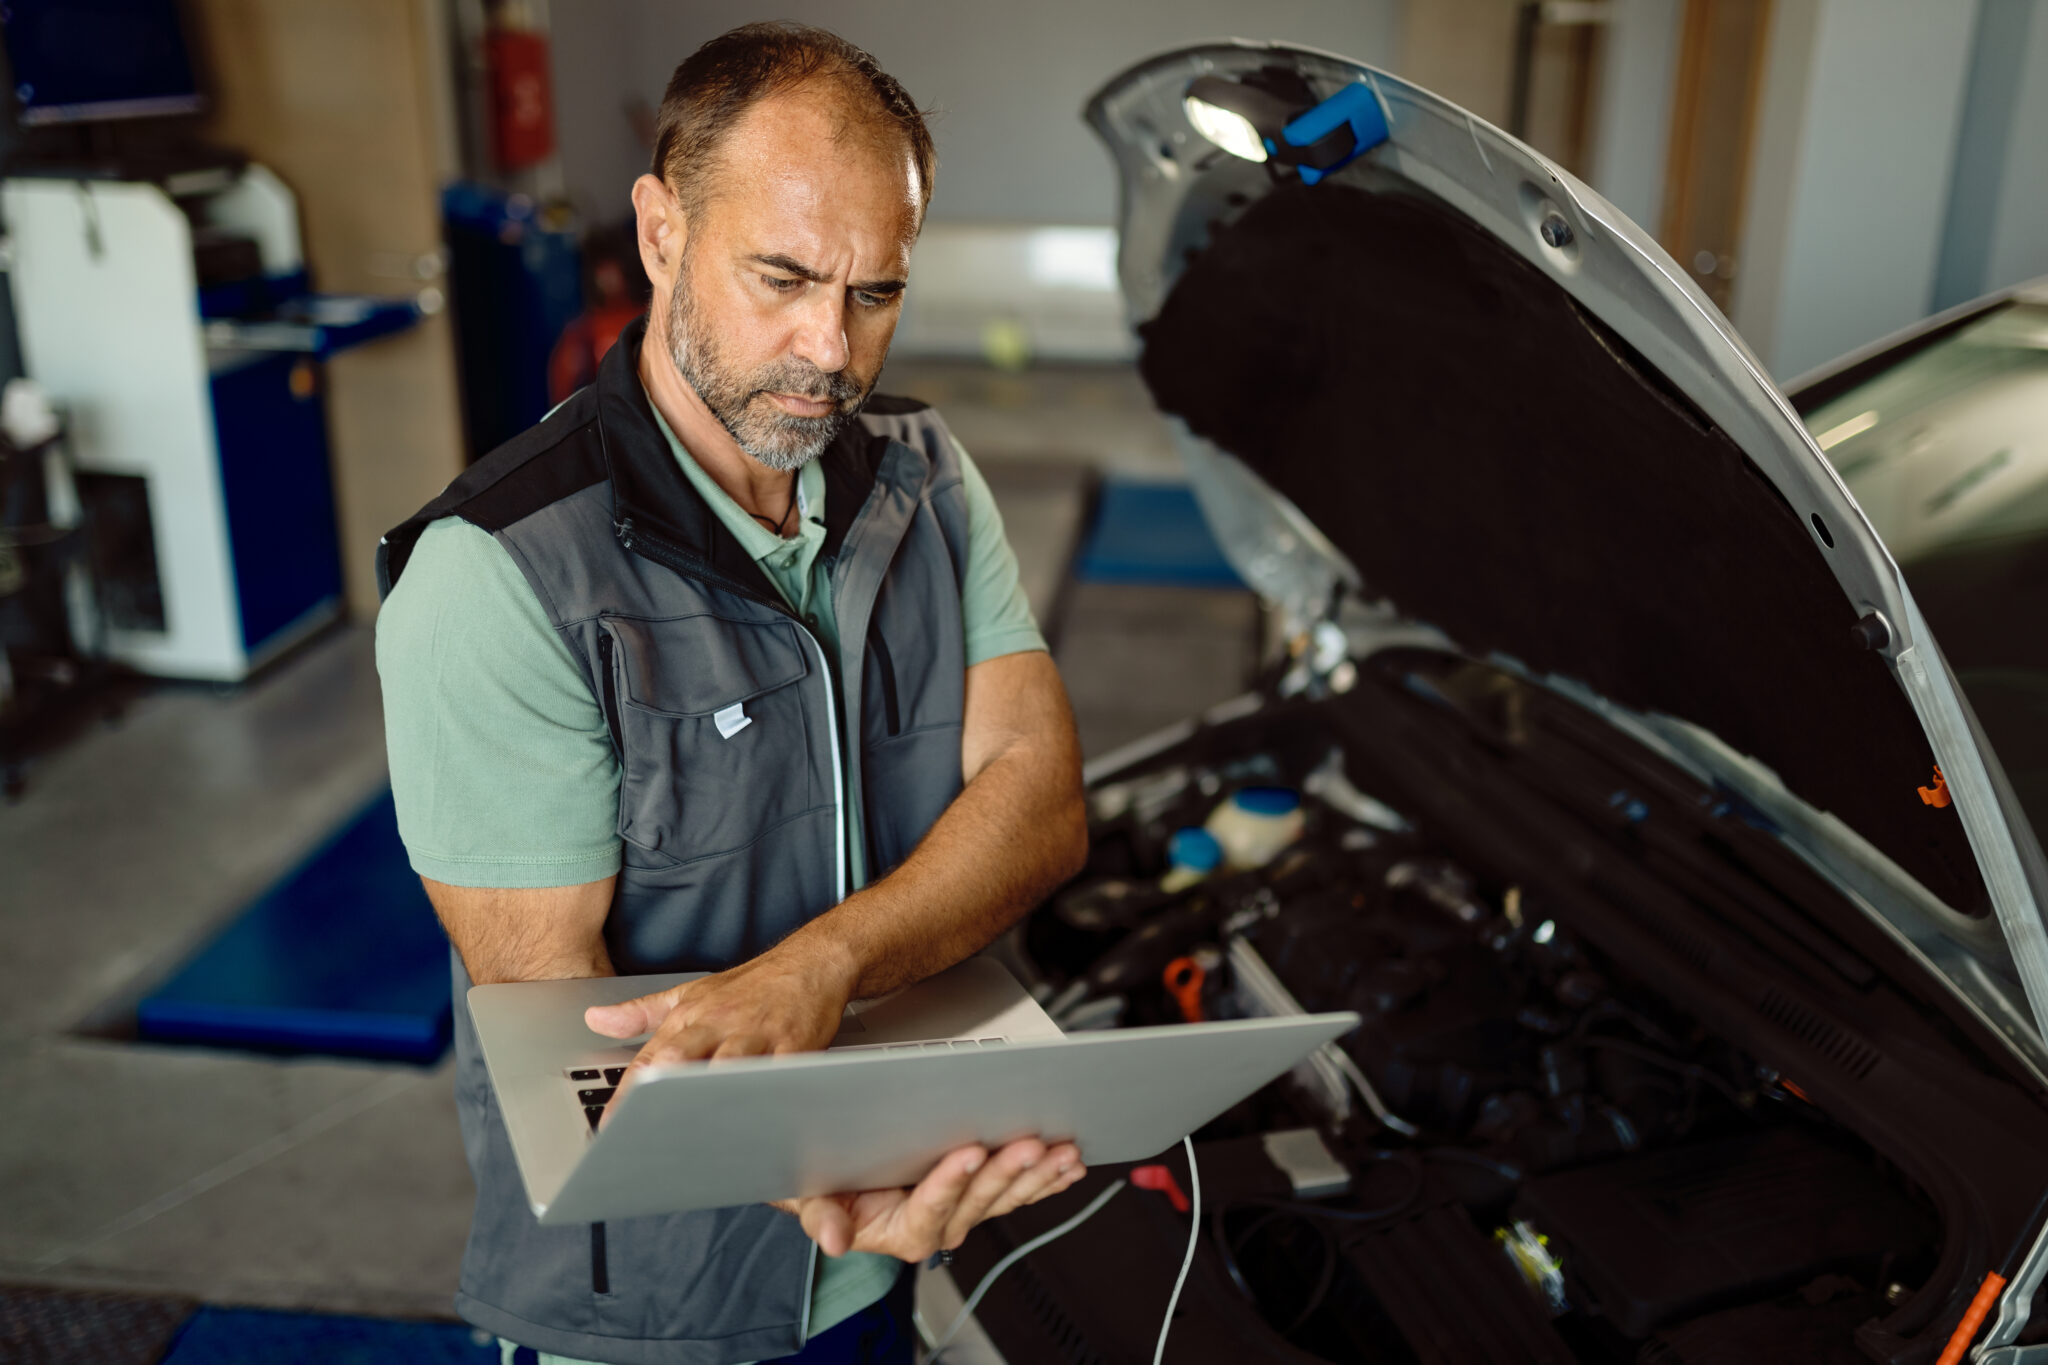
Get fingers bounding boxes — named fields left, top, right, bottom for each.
left=981, top=1143, right=1085, bottom=1224
left=637, top=1023, right=715, bottom=1065
left=938, top=1138, right=1050, bottom=1250
left=797, top=1193, right=857, bottom=1258
left=710, top=1033, right=775, bottom=1061
left=584, top=984, right=686, bottom=1039
left=586, top=959, right=847, bottom=1058
left=596, top=1017, right=721, bottom=1131
left=806, top=1141, right=1088, bottom=1262
left=799, top=1150, right=981, bottom=1262
left=885, top=1144, right=988, bottom=1258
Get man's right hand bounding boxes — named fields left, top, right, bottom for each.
left=582, top=938, right=859, bottom=1123
left=777, top=1137, right=1087, bottom=1262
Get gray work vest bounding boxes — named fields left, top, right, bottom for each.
left=378, top=317, right=971, bottom=1365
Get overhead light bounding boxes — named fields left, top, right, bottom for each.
left=1183, top=73, right=1391, bottom=185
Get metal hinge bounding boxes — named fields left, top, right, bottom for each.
left=1976, top=1214, right=2048, bottom=1359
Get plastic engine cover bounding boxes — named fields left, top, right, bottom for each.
left=1512, top=1128, right=1935, bottom=1338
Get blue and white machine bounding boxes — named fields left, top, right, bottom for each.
left=3, top=165, right=416, bottom=681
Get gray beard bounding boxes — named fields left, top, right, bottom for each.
left=664, top=271, right=868, bottom=473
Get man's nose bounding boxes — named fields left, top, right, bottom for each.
left=788, top=291, right=850, bottom=376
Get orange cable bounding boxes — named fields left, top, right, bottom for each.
left=1935, top=1270, right=2007, bottom=1365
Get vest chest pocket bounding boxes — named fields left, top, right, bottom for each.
left=600, top=614, right=826, bottom=865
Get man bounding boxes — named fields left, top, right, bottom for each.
left=376, top=23, right=1090, bottom=1365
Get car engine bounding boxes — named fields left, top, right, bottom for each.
left=945, top=651, right=2048, bottom=1365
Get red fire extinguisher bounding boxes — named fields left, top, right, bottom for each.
left=485, top=23, right=555, bottom=171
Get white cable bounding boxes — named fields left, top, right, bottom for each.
left=927, top=1178, right=1127, bottom=1361
left=1153, top=1135, right=1200, bottom=1365
left=1333, top=1047, right=1421, bottom=1137
left=927, top=1138, right=1204, bottom=1364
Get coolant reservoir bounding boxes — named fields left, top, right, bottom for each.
left=1206, top=786, right=1305, bottom=870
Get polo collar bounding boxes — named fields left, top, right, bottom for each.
left=594, top=315, right=885, bottom=602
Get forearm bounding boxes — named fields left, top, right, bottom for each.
left=783, top=663, right=1086, bottom=999
left=423, top=875, right=618, bottom=985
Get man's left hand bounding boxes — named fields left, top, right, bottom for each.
left=785, top=1138, right=1087, bottom=1261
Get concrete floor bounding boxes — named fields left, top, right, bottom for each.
left=0, top=363, right=1258, bottom=1329
left=0, top=630, right=463, bottom=1319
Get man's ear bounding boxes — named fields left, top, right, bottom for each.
left=630, top=174, right=686, bottom=290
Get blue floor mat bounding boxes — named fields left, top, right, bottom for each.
left=158, top=1307, right=493, bottom=1364
left=136, top=790, right=452, bottom=1063
left=1071, top=478, right=1243, bottom=589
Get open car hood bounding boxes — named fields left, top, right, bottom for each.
left=1086, top=42, right=2048, bottom=1060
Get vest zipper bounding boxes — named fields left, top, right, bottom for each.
left=802, top=629, right=848, bottom=901
left=614, top=516, right=849, bottom=902
left=595, top=627, right=623, bottom=754
left=870, top=629, right=901, bottom=736
left=616, top=515, right=786, bottom=613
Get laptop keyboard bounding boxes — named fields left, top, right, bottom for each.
left=564, top=1066, right=627, bottom=1130
left=564, top=1039, right=1009, bottom=1132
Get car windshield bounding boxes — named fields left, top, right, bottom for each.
left=1804, top=301, right=2048, bottom=842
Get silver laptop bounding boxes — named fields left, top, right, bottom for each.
left=469, top=957, right=1358, bottom=1225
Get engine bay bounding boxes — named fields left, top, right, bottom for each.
left=950, top=650, right=2048, bottom=1364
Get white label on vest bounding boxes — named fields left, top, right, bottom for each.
left=714, top=703, right=752, bottom=739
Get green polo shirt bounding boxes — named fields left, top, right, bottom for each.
left=376, top=399, right=1044, bottom=1350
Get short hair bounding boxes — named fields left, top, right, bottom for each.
left=650, top=22, right=935, bottom=222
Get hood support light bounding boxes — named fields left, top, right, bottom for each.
left=1184, top=75, right=1390, bottom=185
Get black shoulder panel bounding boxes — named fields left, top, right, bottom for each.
left=861, top=392, right=932, bottom=415
left=377, top=388, right=609, bottom=595
left=460, top=421, right=609, bottom=533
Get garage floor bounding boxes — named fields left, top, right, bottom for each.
left=0, top=363, right=1261, bottom=1336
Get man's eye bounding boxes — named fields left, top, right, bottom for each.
left=761, top=275, right=801, bottom=293
left=852, top=290, right=889, bottom=309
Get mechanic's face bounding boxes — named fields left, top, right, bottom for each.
left=656, top=85, right=921, bottom=471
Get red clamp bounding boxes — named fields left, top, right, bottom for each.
left=1919, top=765, right=1951, bottom=809
left=1131, top=1163, right=1191, bottom=1213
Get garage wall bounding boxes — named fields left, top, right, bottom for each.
left=1933, top=0, right=2048, bottom=311
left=549, top=0, right=1403, bottom=229
left=547, top=3, right=649, bottom=229
left=1587, top=0, right=1684, bottom=232
left=1982, top=4, right=2048, bottom=296
left=1732, top=0, right=1981, bottom=382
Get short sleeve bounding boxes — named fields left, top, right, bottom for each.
left=375, top=518, right=623, bottom=887
left=806, top=1251, right=900, bottom=1338
left=956, top=446, right=1049, bottom=667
